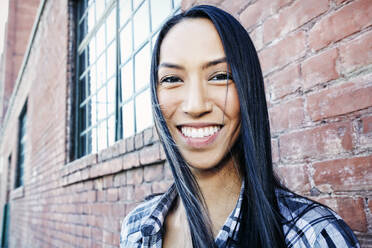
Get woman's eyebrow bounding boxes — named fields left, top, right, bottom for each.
left=202, top=57, right=227, bottom=69
left=158, top=57, right=227, bottom=70
left=158, top=62, right=184, bottom=70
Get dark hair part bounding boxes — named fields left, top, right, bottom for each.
left=150, top=5, right=287, bottom=248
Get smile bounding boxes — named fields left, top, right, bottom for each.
left=177, top=124, right=223, bottom=148
left=181, top=126, right=221, bottom=138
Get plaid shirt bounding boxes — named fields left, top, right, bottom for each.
left=120, top=184, right=359, bottom=248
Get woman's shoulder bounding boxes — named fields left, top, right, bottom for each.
left=120, top=193, right=164, bottom=245
left=276, top=188, right=360, bottom=247
left=120, top=184, right=177, bottom=247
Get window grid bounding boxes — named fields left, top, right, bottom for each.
left=15, top=105, right=27, bottom=188
left=76, top=0, right=180, bottom=158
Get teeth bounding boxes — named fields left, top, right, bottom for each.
left=181, top=126, right=221, bottom=138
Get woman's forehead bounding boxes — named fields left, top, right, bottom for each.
left=159, top=18, right=226, bottom=64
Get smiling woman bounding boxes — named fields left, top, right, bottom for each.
left=120, top=5, right=360, bottom=248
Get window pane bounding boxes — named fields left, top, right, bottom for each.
left=133, top=0, right=143, bottom=9
left=87, top=64, right=97, bottom=95
left=135, top=89, right=153, bottom=132
left=173, top=0, right=181, bottom=8
left=96, top=24, right=106, bottom=56
left=106, top=9, right=116, bottom=43
left=120, top=23, right=132, bottom=62
left=91, top=127, right=98, bottom=153
left=97, top=87, right=107, bottom=121
left=79, top=17, right=87, bottom=42
left=78, top=50, right=86, bottom=76
left=134, top=43, right=150, bottom=91
left=107, top=78, right=116, bottom=116
left=88, top=3, right=96, bottom=32
left=96, top=54, right=106, bottom=89
left=151, top=0, right=171, bottom=31
left=86, top=99, right=92, bottom=128
left=80, top=103, right=87, bottom=131
left=97, top=120, right=108, bottom=151
left=79, top=76, right=86, bottom=102
left=152, top=31, right=158, bottom=49
left=133, top=1, right=149, bottom=48
left=87, top=96, right=98, bottom=128
left=119, top=0, right=132, bottom=26
left=108, top=115, right=115, bottom=146
left=87, top=38, right=96, bottom=65
left=122, top=101, right=134, bottom=138
left=107, top=41, right=116, bottom=78
left=121, top=61, right=133, bottom=101
left=96, top=0, right=105, bottom=21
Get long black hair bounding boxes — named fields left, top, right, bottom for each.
left=150, top=5, right=287, bottom=248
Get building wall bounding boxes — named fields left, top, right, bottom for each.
left=0, top=0, right=371, bottom=247
left=0, top=0, right=41, bottom=122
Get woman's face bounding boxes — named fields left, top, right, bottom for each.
left=157, top=18, right=241, bottom=171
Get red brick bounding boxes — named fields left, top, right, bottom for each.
left=220, top=0, right=250, bottom=15
left=309, top=0, right=372, bottom=51
left=259, top=31, right=306, bottom=75
left=97, top=190, right=105, bottom=202
left=113, top=172, right=126, bottom=187
left=276, top=164, right=310, bottom=193
left=164, top=161, right=174, bottom=180
left=103, top=175, right=113, bottom=189
left=110, top=156, right=123, bottom=174
left=313, top=155, right=372, bottom=192
left=337, top=197, right=367, bottom=232
left=139, top=143, right=161, bottom=165
left=106, top=188, right=119, bottom=202
left=263, top=0, right=328, bottom=44
left=362, top=116, right=372, bottom=134
left=307, top=81, right=372, bottom=121
left=301, top=48, right=339, bottom=90
left=122, top=151, right=139, bottom=170
left=266, top=64, right=301, bottom=100
left=87, top=190, right=97, bottom=203
left=280, top=122, right=353, bottom=161
left=249, top=26, right=263, bottom=51
left=271, top=138, right=279, bottom=164
left=125, top=136, right=135, bottom=152
left=134, top=183, right=152, bottom=202
left=143, top=127, right=154, bottom=145
left=339, top=31, right=372, bottom=74
left=144, top=163, right=164, bottom=182
left=119, top=185, right=134, bottom=202
left=239, top=0, right=292, bottom=29
left=269, top=98, right=305, bottom=133
left=335, top=0, right=348, bottom=5
left=135, top=132, right=144, bottom=149
left=152, top=180, right=173, bottom=194
left=126, top=168, right=143, bottom=185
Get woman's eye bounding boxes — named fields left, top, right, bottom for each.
left=160, top=76, right=182, bottom=84
left=210, top=73, right=233, bottom=82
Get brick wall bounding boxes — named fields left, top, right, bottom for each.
left=0, top=0, right=40, bottom=123
left=0, top=0, right=371, bottom=247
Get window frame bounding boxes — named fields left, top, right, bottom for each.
left=74, top=0, right=180, bottom=159
left=15, top=103, right=27, bottom=188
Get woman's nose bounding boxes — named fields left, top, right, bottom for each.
left=181, top=78, right=212, bottom=117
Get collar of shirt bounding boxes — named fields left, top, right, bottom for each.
left=139, top=182, right=245, bottom=246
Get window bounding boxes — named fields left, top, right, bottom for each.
left=15, top=105, right=27, bottom=188
left=76, top=0, right=180, bottom=158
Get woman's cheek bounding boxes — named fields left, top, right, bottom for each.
left=157, top=90, right=178, bottom=119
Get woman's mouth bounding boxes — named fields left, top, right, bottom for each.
left=177, top=125, right=223, bottom=148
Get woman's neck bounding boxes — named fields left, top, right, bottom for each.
left=192, top=157, right=242, bottom=236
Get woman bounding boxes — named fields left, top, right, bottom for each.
left=120, top=5, right=360, bottom=248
